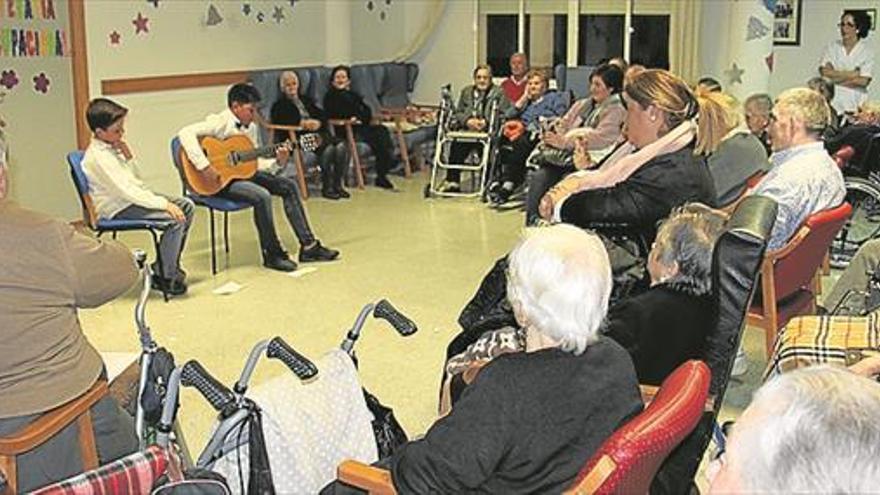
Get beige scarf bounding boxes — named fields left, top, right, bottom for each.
left=540, top=120, right=697, bottom=219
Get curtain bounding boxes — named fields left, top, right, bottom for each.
left=392, top=0, right=448, bottom=62
left=669, top=0, right=701, bottom=82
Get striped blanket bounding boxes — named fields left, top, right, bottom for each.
left=763, top=311, right=880, bottom=381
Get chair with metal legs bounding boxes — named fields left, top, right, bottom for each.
left=170, top=138, right=252, bottom=275
left=67, top=151, right=174, bottom=301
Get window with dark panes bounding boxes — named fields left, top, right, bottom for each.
left=577, top=15, right=624, bottom=66
left=487, top=15, right=527, bottom=77
left=631, top=15, right=670, bottom=69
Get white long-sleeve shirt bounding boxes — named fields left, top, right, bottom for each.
left=177, top=108, right=276, bottom=173
left=82, top=139, right=168, bottom=219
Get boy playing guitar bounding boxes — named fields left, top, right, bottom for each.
left=178, top=83, right=338, bottom=272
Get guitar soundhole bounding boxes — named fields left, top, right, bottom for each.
left=229, top=151, right=239, bottom=165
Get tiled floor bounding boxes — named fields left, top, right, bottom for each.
left=78, top=173, right=833, bottom=477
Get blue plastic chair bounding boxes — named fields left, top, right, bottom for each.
left=67, top=150, right=175, bottom=301
left=170, top=137, right=252, bottom=275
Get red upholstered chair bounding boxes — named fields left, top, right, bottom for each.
left=563, top=360, right=710, bottom=495
left=336, top=361, right=710, bottom=495
left=747, top=202, right=852, bottom=358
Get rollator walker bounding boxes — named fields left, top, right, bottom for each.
left=426, top=84, right=503, bottom=199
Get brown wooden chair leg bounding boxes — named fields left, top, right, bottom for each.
left=293, top=148, right=309, bottom=200
left=394, top=117, right=412, bottom=178
left=0, top=455, right=16, bottom=495
left=345, top=125, right=365, bottom=190
left=76, top=411, right=99, bottom=471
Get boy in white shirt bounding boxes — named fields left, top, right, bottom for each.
left=82, top=98, right=193, bottom=296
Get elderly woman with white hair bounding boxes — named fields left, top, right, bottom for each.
left=709, top=366, right=880, bottom=494
left=271, top=71, right=350, bottom=199
left=604, top=203, right=726, bottom=385
left=376, top=225, right=642, bottom=493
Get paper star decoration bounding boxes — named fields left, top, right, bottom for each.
left=133, top=13, right=149, bottom=34
left=0, top=70, right=19, bottom=90
left=242, top=3, right=251, bottom=15
left=33, top=73, right=50, bottom=94
left=147, top=0, right=159, bottom=7
left=206, top=4, right=223, bottom=26
left=289, top=0, right=298, bottom=6
left=746, top=16, right=771, bottom=41
left=272, top=6, right=284, bottom=23
left=724, top=62, right=745, bottom=85
left=109, top=30, right=121, bottom=45
left=256, top=11, right=265, bottom=22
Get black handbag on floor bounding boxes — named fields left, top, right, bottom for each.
left=363, top=389, right=408, bottom=459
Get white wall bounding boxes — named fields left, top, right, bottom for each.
left=700, top=0, right=880, bottom=102
left=409, top=0, right=477, bottom=104
left=78, top=0, right=468, bottom=196
left=1, top=0, right=80, bottom=218
left=770, top=0, right=880, bottom=101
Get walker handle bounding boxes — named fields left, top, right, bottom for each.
left=180, top=360, right=235, bottom=413
left=373, top=299, right=418, bottom=336
left=267, top=337, right=318, bottom=380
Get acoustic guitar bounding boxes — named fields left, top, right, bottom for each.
left=179, top=134, right=294, bottom=195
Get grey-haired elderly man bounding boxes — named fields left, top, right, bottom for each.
left=0, top=148, right=139, bottom=490
left=709, top=366, right=880, bottom=493
left=748, top=87, right=846, bottom=250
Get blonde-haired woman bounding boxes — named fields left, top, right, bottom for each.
left=700, top=89, right=769, bottom=206
left=539, top=69, right=720, bottom=276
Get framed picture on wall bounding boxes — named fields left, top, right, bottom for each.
left=773, top=0, right=802, bottom=46
left=867, top=9, right=877, bottom=31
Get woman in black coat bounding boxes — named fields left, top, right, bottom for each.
left=323, top=65, right=397, bottom=189
left=604, top=203, right=725, bottom=385
left=271, top=71, right=350, bottom=199
left=540, top=70, right=722, bottom=287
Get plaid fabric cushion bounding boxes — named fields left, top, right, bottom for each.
left=764, top=310, right=880, bottom=381
left=31, top=445, right=171, bottom=495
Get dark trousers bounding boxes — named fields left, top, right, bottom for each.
left=319, top=142, right=350, bottom=191
left=0, top=392, right=137, bottom=492
left=355, top=125, right=396, bottom=177
left=218, top=171, right=316, bottom=255
left=114, top=196, right=195, bottom=279
left=525, top=164, right=575, bottom=226
left=444, top=142, right=484, bottom=183
left=497, top=135, right=538, bottom=186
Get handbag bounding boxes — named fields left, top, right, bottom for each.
left=362, top=389, right=408, bottom=459
left=530, top=142, right=574, bottom=168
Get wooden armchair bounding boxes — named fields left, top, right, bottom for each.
left=747, top=202, right=852, bottom=357
left=259, top=122, right=311, bottom=199
left=0, top=380, right=108, bottom=494
left=379, top=105, right=440, bottom=176
left=328, top=118, right=367, bottom=190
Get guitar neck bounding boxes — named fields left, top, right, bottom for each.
left=235, top=141, right=290, bottom=162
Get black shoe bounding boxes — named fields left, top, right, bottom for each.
left=375, top=176, right=395, bottom=189
left=336, top=188, right=351, bottom=199
left=322, top=188, right=342, bottom=200
left=299, top=241, right=340, bottom=262
left=151, top=263, right=186, bottom=285
left=490, top=187, right=512, bottom=205
left=263, top=252, right=298, bottom=272
left=151, top=274, right=187, bottom=296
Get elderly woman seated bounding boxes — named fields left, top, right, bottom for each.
left=604, top=203, right=726, bottom=385
left=525, top=63, right=626, bottom=225
left=271, top=71, right=350, bottom=199
left=488, top=69, right=568, bottom=205
left=331, top=225, right=643, bottom=493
